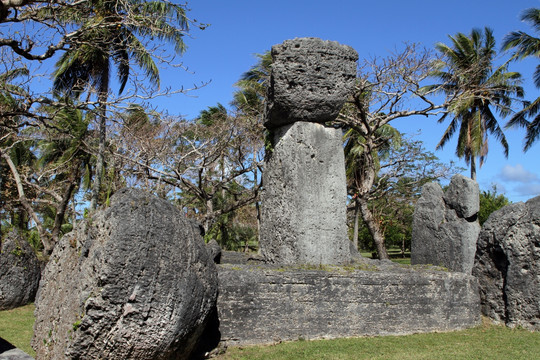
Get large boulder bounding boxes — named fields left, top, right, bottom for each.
left=32, top=188, right=218, bottom=359
left=265, top=37, right=358, bottom=129
left=411, top=174, right=480, bottom=273
left=0, top=231, right=41, bottom=310
left=473, top=195, right=540, bottom=330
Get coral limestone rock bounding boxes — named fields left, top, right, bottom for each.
left=265, top=37, right=358, bottom=129
left=474, top=195, right=540, bottom=330
left=33, top=188, right=218, bottom=360
left=0, top=231, right=41, bottom=310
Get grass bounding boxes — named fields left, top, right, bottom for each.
left=360, top=247, right=411, bottom=265
left=0, top=303, right=35, bottom=357
left=1, top=305, right=539, bottom=360
left=217, top=321, right=540, bottom=360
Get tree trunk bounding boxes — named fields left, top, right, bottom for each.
left=253, top=149, right=261, bottom=250
left=352, top=199, right=360, bottom=250
left=1, top=148, right=53, bottom=255
left=470, top=157, right=477, bottom=181
left=51, top=176, right=77, bottom=244
left=204, top=197, right=213, bottom=234
left=91, top=82, right=109, bottom=210
left=358, top=196, right=389, bottom=260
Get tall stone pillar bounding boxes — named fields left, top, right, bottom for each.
left=259, top=38, right=358, bottom=265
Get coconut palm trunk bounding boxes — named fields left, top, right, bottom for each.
left=90, top=86, right=108, bottom=210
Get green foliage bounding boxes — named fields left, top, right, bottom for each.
left=503, top=8, right=540, bottom=151
left=425, top=27, right=523, bottom=179
left=26, top=230, right=42, bottom=253
left=479, top=185, right=511, bottom=225
left=10, top=245, right=23, bottom=257
left=203, top=185, right=259, bottom=252
left=350, top=135, right=460, bottom=256
left=72, top=319, right=82, bottom=331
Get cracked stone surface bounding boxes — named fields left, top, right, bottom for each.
left=0, top=231, right=41, bottom=310
left=260, top=122, right=350, bottom=265
left=32, top=188, right=218, bottom=360
left=265, top=37, right=358, bottom=129
left=473, top=195, right=540, bottom=330
left=411, top=174, right=480, bottom=273
left=217, top=263, right=480, bottom=345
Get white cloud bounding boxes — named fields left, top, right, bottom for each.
left=500, top=164, right=539, bottom=183
left=515, top=183, right=540, bottom=197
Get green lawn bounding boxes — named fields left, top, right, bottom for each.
left=360, top=247, right=411, bottom=265
left=217, top=322, right=540, bottom=360
left=0, top=304, right=35, bottom=357
left=2, top=304, right=539, bottom=360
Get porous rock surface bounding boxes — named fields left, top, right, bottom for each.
left=206, top=239, right=222, bottom=264
left=0, top=348, right=34, bottom=360
left=217, top=261, right=480, bottom=345
left=265, top=37, right=358, bottom=129
left=0, top=231, right=41, bottom=310
left=0, top=337, right=34, bottom=360
left=32, top=188, right=218, bottom=360
left=411, top=174, right=480, bottom=273
left=259, top=121, right=350, bottom=265
left=473, top=195, right=540, bottom=330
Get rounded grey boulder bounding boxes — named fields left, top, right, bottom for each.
left=0, top=231, right=41, bottom=310
left=473, top=195, right=540, bottom=330
left=265, top=37, right=358, bottom=129
left=32, top=188, right=218, bottom=359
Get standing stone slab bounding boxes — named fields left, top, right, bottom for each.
left=473, top=195, right=540, bottom=330
left=265, top=37, right=358, bottom=129
left=260, top=122, right=350, bottom=264
left=411, top=174, right=480, bottom=273
left=260, top=37, right=357, bottom=265
left=32, top=188, right=218, bottom=360
left=0, top=231, right=41, bottom=310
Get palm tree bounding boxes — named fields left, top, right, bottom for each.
left=232, top=51, right=272, bottom=118
left=37, top=101, right=93, bottom=246
left=502, top=8, right=540, bottom=150
left=424, top=27, right=523, bottom=180
left=53, top=0, right=189, bottom=210
left=344, top=124, right=401, bottom=256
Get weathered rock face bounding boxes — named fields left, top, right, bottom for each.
left=265, top=37, right=358, bottom=129
left=260, top=37, right=356, bottom=265
left=260, top=122, right=350, bottom=264
left=473, top=195, right=540, bottom=330
left=411, top=174, right=480, bottom=273
left=206, top=239, right=222, bottom=264
left=32, top=188, right=218, bottom=360
left=0, top=231, right=41, bottom=310
left=217, top=263, right=480, bottom=345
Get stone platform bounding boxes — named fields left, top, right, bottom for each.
left=216, top=261, right=480, bottom=346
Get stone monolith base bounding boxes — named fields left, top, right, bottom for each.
left=259, top=121, right=350, bottom=265
left=217, top=263, right=480, bottom=345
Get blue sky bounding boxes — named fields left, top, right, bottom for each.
left=157, top=0, right=540, bottom=202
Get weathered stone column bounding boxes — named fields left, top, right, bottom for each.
left=411, top=174, right=481, bottom=273
left=259, top=38, right=358, bottom=265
